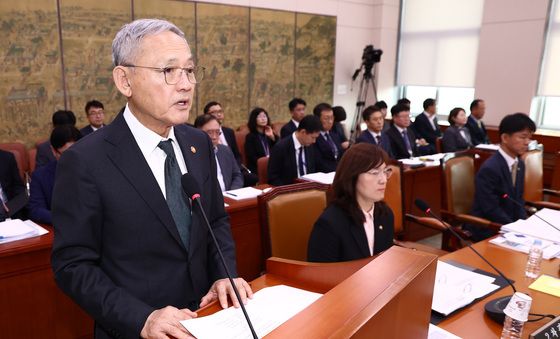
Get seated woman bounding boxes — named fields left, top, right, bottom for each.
left=244, top=107, right=277, bottom=173
left=442, top=107, right=473, bottom=152
left=307, top=143, right=395, bottom=262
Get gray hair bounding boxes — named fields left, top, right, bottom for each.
left=112, top=18, right=186, bottom=66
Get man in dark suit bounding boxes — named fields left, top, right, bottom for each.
left=80, top=100, right=106, bottom=137
left=374, top=100, right=391, bottom=133
left=466, top=99, right=490, bottom=145
left=469, top=113, right=536, bottom=241
left=51, top=19, right=252, bottom=339
left=194, top=114, right=243, bottom=191
left=386, top=103, right=427, bottom=159
left=268, top=115, right=322, bottom=186
left=0, top=149, right=26, bottom=221
left=203, top=101, right=241, bottom=163
left=280, top=97, right=306, bottom=139
left=355, top=105, right=393, bottom=158
left=412, top=98, right=441, bottom=154
left=36, top=110, right=77, bottom=168
left=313, top=103, right=344, bottom=173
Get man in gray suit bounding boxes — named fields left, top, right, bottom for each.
left=195, top=114, right=243, bottom=191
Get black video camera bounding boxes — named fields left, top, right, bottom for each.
left=362, top=45, right=382, bottom=72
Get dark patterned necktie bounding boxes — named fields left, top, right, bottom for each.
left=325, top=132, right=338, bottom=159
left=402, top=130, right=412, bottom=155
left=298, top=146, right=306, bottom=176
left=158, top=139, right=191, bottom=249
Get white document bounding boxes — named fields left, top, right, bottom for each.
left=0, top=219, right=49, bottom=244
left=428, top=324, right=462, bottom=339
left=181, top=285, right=322, bottom=339
left=300, top=171, right=335, bottom=185
left=399, top=158, right=424, bottom=166
left=475, top=143, right=500, bottom=151
left=490, top=233, right=560, bottom=259
left=223, top=187, right=265, bottom=200
left=500, top=208, right=560, bottom=244
left=432, top=261, right=499, bottom=316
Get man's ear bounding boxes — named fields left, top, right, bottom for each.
left=113, top=66, right=132, bottom=97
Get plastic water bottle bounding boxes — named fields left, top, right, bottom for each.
left=500, top=292, right=532, bottom=339
left=524, top=239, right=543, bottom=279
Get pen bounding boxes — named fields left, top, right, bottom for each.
left=226, top=192, right=238, bottom=197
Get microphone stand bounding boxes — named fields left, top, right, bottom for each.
left=502, top=193, right=560, bottom=233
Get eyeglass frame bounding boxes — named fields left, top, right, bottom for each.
left=364, top=167, right=393, bottom=179
left=121, top=64, right=205, bottom=85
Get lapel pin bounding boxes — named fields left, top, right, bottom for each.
left=191, top=146, right=196, bottom=154
left=379, top=225, right=383, bottom=230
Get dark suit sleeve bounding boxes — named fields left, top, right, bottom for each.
left=473, top=165, right=514, bottom=224
left=28, top=169, right=52, bottom=224
left=6, top=152, right=25, bottom=198
left=280, top=124, right=290, bottom=139
left=307, top=212, right=341, bottom=262
left=228, top=152, right=244, bottom=190
left=442, top=129, right=458, bottom=153
left=244, top=133, right=260, bottom=173
left=267, top=142, right=283, bottom=186
left=51, top=148, right=154, bottom=336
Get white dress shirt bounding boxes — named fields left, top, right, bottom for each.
left=219, top=127, right=228, bottom=146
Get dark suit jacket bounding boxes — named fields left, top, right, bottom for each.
left=355, top=130, right=393, bottom=158
left=28, top=159, right=56, bottom=224
left=307, top=203, right=394, bottom=262
left=466, top=115, right=489, bottom=145
left=36, top=141, right=56, bottom=169
left=244, top=131, right=276, bottom=173
left=280, top=120, right=297, bottom=139
left=332, top=122, right=348, bottom=142
left=386, top=125, right=419, bottom=159
left=268, top=135, right=316, bottom=186
left=471, top=151, right=526, bottom=225
left=412, top=113, right=441, bottom=145
left=314, top=131, right=344, bottom=173
left=215, top=144, right=243, bottom=191
left=442, top=126, right=472, bottom=153
left=222, top=126, right=241, bottom=164
left=0, top=149, right=25, bottom=201
left=51, top=112, right=236, bottom=339
left=80, top=124, right=105, bottom=137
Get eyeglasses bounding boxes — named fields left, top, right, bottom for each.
left=365, top=167, right=393, bottom=179
left=87, top=111, right=104, bottom=116
left=122, top=65, right=205, bottom=85
left=204, top=129, right=222, bottom=137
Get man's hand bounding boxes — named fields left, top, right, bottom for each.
left=140, top=306, right=197, bottom=339
left=417, top=138, right=428, bottom=146
left=199, top=277, right=254, bottom=309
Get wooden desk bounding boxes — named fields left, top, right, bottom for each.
left=439, top=239, right=559, bottom=338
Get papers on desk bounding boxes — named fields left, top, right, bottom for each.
left=0, top=219, right=49, bottom=244
left=300, top=171, right=335, bottom=185
left=181, top=285, right=322, bottom=339
left=399, top=153, right=449, bottom=167
left=500, top=208, right=560, bottom=244
left=475, top=143, right=500, bottom=151
left=432, top=261, right=500, bottom=316
left=223, top=187, right=269, bottom=200
left=529, top=275, right=560, bottom=297
left=428, top=324, right=462, bottom=339
left=490, top=233, right=560, bottom=259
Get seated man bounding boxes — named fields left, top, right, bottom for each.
left=80, top=100, right=106, bottom=136
left=0, top=149, right=26, bottom=221
left=194, top=114, right=243, bottom=191
left=469, top=113, right=536, bottom=241
left=356, top=105, right=393, bottom=157
left=466, top=99, right=490, bottom=145
left=374, top=100, right=391, bottom=132
left=412, top=98, right=441, bottom=154
left=36, top=110, right=77, bottom=168
left=313, top=103, right=344, bottom=173
left=280, top=98, right=306, bottom=139
left=203, top=101, right=241, bottom=163
left=386, top=103, right=427, bottom=159
left=28, top=125, right=81, bottom=224
left=268, top=115, right=322, bottom=186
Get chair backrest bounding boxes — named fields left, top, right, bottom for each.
left=521, top=149, right=543, bottom=202
left=384, top=163, right=404, bottom=235
left=28, top=148, right=37, bottom=174
left=0, top=142, right=28, bottom=181
left=442, top=154, right=475, bottom=215
left=257, top=156, right=269, bottom=184
left=235, top=129, right=249, bottom=166
left=435, top=137, right=443, bottom=154
left=258, top=182, right=328, bottom=261
left=551, top=151, right=560, bottom=203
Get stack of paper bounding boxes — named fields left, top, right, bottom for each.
left=432, top=261, right=500, bottom=316
left=428, top=324, right=462, bottom=339
left=0, top=219, right=49, bottom=244
left=223, top=187, right=266, bottom=200
left=475, top=144, right=500, bottom=151
left=500, top=208, right=560, bottom=244
left=400, top=153, right=449, bottom=167
left=490, top=232, right=560, bottom=259
left=181, top=285, right=322, bottom=338
left=300, top=172, right=335, bottom=185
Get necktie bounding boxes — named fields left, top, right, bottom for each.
left=298, top=146, right=306, bottom=177
left=477, top=120, right=482, bottom=129
left=375, top=135, right=381, bottom=145
left=325, top=132, right=338, bottom=159
left=402, top=130, right=413, bottom=155
left=511, top=162, right=518, bottom=187
left=433, top=116, right=438, bottom=130
left=158, top=140, right=191, bottom=249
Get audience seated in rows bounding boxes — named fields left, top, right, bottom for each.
left=356, top=105, right=393, bottom=158
left=80, top=100, right=106, bottom=137
left=29, top=125, right=81, bottom=225
left=280, top=98, right=307, bottom=139
left=36, top=110, right=77, bottom=168
left=194, top=114, right=243, bottom=192
left=244, top=107, right=278, bottom=174
left=308, top=143, right=395, bottom=262
left=313, top=103, right=345, bottom=173
left=442, top=107, right=473, bottom=153
left=268, top=115, right=321, bottom=186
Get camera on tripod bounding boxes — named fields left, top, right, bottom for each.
left=353, top=45, right=383, bottom=80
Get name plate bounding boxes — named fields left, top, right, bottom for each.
left=530, top=316, right=560, bottom=339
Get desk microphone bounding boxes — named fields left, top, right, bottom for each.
left=501, top=193, right=560, bottom=233
left=181, top=174, right=258, bottom=339
left=414, top=199, right=516, bottom=324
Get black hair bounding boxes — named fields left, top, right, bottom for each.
left=203, top=101, right=221, bottom=114
left=397, top=98, right=411, bottom=106
left=194, top=114, right=218, bottom=128
left=52, top=110, right=76, bottom=127
left=423, top=98, right=435, bottom=110
left=332, top=106, right=347, bottom=122
left=447, top=107, right=465, bottom=125
left=312, top=103, right=333, bottom=118
left=362, top=105, right=382, bottom=121
left=390, top=103, right=409, bottom=117
left=50, top=125, right=81, bottom=150
left=498, top=113, right=536, bottom=136
left=470, top=99, right=483, bottom=111
left=297, top=115, right=322, bottom=133
left=247, top=107, right=271, bottom=133
left=288, top=98, right=306, bottom=111
left=374, top=100, right=387, bottom=109
left=85, top=100, right=104, bottom=114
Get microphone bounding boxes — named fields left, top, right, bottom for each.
left=181, top=174, right=258, bottom=339
left=501, top=193, right=560, bottom=233
left=414, top=199, right=516, bottom=324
